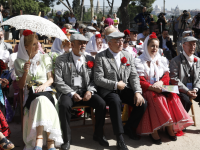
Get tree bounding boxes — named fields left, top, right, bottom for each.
left=72, top=0, right=80, bottom=20
left=57, top=0, right=73, bottom=13
left=90, top=0, right=94, bottom=20
left=36, top=0, right=56, bottom=7
left=106, top=0, right=114, bottom=15
left=80, top=0, right=85, bottom=21
left=119, top=0, right=131, bottom=30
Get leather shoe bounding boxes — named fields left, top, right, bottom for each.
left=165, top=128, right=177, bottom=141
left=61, top=141, right=70, bottom=150
left=123, top=125, right=140, bottom=140
left=149, top=134, right=162, bottom=145
left=117, top=139, right=129, bottom=150
left=93, top=134, right=109, bottom=147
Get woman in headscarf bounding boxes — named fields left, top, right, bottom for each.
left=85, top=33, right=108, bottom=57
left=134, top=32, right=193, bottom=145
left=14, top=30, right=63, bottom=150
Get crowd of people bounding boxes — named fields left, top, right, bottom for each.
left=0, top=3, right=199, bottom=150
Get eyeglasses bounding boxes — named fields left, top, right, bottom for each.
left=112, top=39, right=124, bottom=44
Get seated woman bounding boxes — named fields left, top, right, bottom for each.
left=85, top=33, right=107, bottom=57
left=123, top=29, right=137, bottom=58
left=135, top=32, right=193, bottom=145
left=14, top=30, right=63, bottom=150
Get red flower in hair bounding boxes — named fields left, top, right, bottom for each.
left=124, top=29, right=130, bottom=35
left=149, top=32, right=157, bottom=39
left=87, top=61, right=94, bottom=68
left=62, top=27, right=67, bottom=34
left=194, top=57, right=198, bottom=63
left=23, top=30, right=33, bottom=36
left=121, top=57, right=127, bottom=64
left=126, top=64, right=130, bottom=66
left=138, top=43, right=142, bottom=45
left=95, top=34, right=101, bottom=38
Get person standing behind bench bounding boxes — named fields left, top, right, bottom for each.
left=55, top=34, right=108, bottom=150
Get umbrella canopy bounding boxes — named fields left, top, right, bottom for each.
left=1, top=15, right=68, bottom=41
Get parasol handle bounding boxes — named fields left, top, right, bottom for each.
left=38, top=12, right=41, bottom=17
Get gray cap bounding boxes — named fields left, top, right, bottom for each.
left=129, top=28, right=138, bottom=33
left=70, top=34, right=89, bottom=42
left=84, top=32, right=94, bottom=41
left=182, top=36, right=197, bottom=44
left=182, top=31, right=192, bottom=37
left=87, top=26, right=96, bottom=31
left=107, top=32, right=125, bottom=42
left=79, top=24, right=86, bottom=29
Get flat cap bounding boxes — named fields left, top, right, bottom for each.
left=85, top=32, right=94, bottom=40
left=70, top=34, right=89, bottom=42
left=107, top=32, right=125, bottom=42
left=182, top=36, right=197, bottom=44
left=87, top=26, right=96, bottom=31
left=129, top=28, right=138, bottom=33
left=79, top=24, right=86, bottom=29
left=182, top=31, right=192, bottom=37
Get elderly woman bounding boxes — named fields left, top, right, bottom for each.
left=14, top=30, right=63, bottom=150
left=135, top=32, right=193, bottom=145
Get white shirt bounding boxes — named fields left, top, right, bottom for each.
left=137, top=33, right=145, bottom=40
left=113, top=17, right=119, bottom=28
left=129, top=40, right=144, bottom=53
left=183, top=50, right=198, bottom=92
left=162, top=36, right=169, bottom=50
left=68, top=17, right=76, bottom=26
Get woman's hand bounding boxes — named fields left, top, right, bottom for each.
left=152, top=81, right=163, bottom=88
left=34, top=84, right=48, bottom=93
left=23, top=61, right=31, bottom=73
left=0, top=78, right=9, bottom=88
left=152, top=87, right=162, bottom=93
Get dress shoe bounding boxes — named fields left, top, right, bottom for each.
left=165, top=128, right=177, bottom=141
left=149, top=134, right=162, bottom=145
left=117, top=139, right=129, bottom=150
left=93, top=134, right=109, bottom=147
left=123, top=125, right=140, bottom=140
left=61, top=141, right=70, bottom=150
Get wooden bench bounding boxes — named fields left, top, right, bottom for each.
left=190, top=98, right=196, bottom=126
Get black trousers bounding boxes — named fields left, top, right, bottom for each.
left=59, top=93, right=106, bottom=143
left=178, top=91, right=200, bottom=112
left=104, top=88, right=147, bottom=135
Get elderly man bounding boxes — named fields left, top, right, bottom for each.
left=94, top=32, right=147, bottom=150
left=55, top=34, right=108, bottom=150
left=158, top=29, right=176, bottom=60
left=170, top=36, right=200, bottom=112
left=86, top=26, right=96, bottom=34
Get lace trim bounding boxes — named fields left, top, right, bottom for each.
left=26, top=120, right=63, bottom=147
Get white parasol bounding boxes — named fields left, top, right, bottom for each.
left=1, top=15, right=68, bottom=41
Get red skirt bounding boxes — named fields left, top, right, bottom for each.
left=136, top=91, right=194, bottom=135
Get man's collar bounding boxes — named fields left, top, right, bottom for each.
left=108, top=48, right=121, bottom=57
left=183, top=50, right=194, bottom=62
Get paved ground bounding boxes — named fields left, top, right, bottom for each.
left=8, top=100, right=200, bottom=150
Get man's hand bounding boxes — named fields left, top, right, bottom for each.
left=117, top=81, right=126, bottom=91
left=83, top=91, right=92, bottom=101
left=73, top=93, right=82, bottom=102
left=134, top=92, right=145, bottom=107
left=187, top=90, right=197, bottom=99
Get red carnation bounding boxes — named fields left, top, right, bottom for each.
left=95, top=34, right=101, bottom=38
left=62, top=27, right=67, bottom=34
left=23, top=30, right=33, bottom=36
left=87, top=61, right=94, bottom=68
left=126, top=64, right=130, bottom=66
left=138, top=43, right=142, bottom=45
left=124, top=29, right=130, bottom=35
left=121, top=57, right=127, bottom=64
left=194, top=57, right=198, bottom=62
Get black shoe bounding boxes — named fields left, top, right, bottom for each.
left=165, top=128, right=177, bottom=141
left=149, top=134, right=162, bottom=145
left=123, top=125, right=140, bottom=140
left=61, top=141, right=70, bottom=150
left=182, top=128, right=186, bottom=132
left=117, top=139, right=129, bottom=150
left=93, top=134, right=109, bottom=147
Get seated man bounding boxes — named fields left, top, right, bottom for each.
left=55, top=34, right=108, bottom=150
left=86, top=26, right=96, bottom=34
left=158, top=29, right=177, bottom=60
left=94, top=32, right=147, bottom=150
left=129, top=28, right=144, bottom=54
left=137, top=26, right=149, bottom=42
left=170, top=36, right=200, bottom=112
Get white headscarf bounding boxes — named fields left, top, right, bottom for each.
left=85, top=34, right=108, bottom=53
left=135, top=35, right=169, bottom=82
left=51, top=38, right=65, bottom=55
left=17, top=35, right=41, bottom=76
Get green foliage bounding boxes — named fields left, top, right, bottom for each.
left=72, top=0, right=81, bottom=20
left=153, top=14, right=158, bottom=22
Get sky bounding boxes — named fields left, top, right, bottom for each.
left=54, top=0, right=200, bottom=11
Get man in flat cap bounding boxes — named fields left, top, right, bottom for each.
left=55, top=34, right=108, bottom=150
left=170, top=36, right=200, bottom=112
left=94, top=32, right=147, bottom=150
left=86, top=26, right=96, bottom=34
